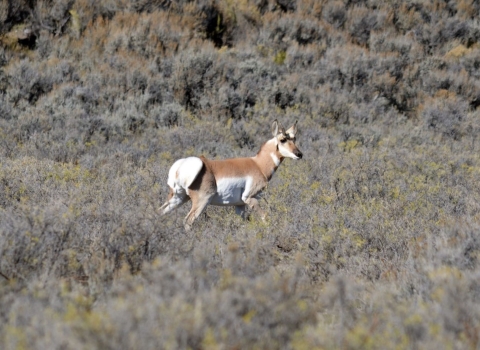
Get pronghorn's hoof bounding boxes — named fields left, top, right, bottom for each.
left=158, top=202, right=168, bottom=214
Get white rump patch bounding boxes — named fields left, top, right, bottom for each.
left=167, top=157, right=203, bottom=190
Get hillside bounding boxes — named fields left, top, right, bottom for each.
left=1, top=0, right=480, bottom=348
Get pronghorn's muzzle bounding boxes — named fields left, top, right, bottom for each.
left=295, top=150, right=303, bottom=159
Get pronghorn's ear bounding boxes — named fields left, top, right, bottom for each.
left=285, top=120, right=298, bottom=138
left=271, top=120, right=279, bottom=137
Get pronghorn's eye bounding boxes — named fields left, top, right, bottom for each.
left=280, top=138, right=287, bottom=143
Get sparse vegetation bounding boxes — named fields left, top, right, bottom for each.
left=1, top=0, right=480, bottom=348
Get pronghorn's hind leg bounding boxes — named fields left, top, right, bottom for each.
left=182, top=160, right=216, bottom=231
left=184, top=195, right=213, bottom=231
left=159, top=187, right=189, bottom=215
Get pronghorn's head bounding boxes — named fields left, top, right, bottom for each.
left=272, top=120, right=303, bottom=160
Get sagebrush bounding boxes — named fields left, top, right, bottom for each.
left=1, top=0, right=480, bottom=349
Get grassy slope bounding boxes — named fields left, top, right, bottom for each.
left=1, top=0, right=480, bottom=348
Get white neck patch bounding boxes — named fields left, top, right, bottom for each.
left=270, top=152, right=280, bottom=166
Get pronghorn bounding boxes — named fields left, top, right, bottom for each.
left=159, top=120, right=303, bottom=230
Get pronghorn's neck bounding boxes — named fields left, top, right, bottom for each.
left=252, top=138, right=284, bottom=180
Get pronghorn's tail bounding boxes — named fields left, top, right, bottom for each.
left=167, top=157, right=204, bottom=191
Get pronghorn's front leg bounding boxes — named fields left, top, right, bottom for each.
left=240, top=175, right=267, bottom=220
left=244, top=196, right=267, bottom=221
left=244, top=197, right=260, bottom=209
left=235, top=205, right=246, bottom=219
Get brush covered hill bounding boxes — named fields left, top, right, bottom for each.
left=1, top=0, right=480, bottom=348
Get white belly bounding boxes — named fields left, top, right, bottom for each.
left=210, top=177, right=251, bottom=206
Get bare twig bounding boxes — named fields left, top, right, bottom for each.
left=0, top=271, right=10, bottom=281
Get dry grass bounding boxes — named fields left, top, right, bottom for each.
left=1, top=0, right=480, bottom=348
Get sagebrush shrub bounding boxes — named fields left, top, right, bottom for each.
left=1, top=0, right=480, bottom=348
left=421, top=95, right=469, bottom=140
left=6, top=59, right=53, bottom=104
